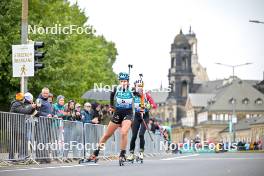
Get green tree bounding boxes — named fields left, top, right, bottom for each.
left=0, top=0, right=118, bottom=110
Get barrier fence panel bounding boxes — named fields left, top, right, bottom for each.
left=62, top=120, right=83, bottom=159
left=32, top=116, right=65, bottom=161
left=103, top=125, right=116, bottom=157
left=1, top=111, right=168, bottom=164
left=113, top=128, right=132, bottom=156
left=0, top=112, right=28, bottom=163
left=83, top=123, right=104, bottom=158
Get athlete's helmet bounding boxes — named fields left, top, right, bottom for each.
left=134, top=80, right=144, bottom=87
left=118, top=72, right=129, bottom=80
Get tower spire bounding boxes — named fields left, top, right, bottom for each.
left=180, top=29, right=183, bottom=34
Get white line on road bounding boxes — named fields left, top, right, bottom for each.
left=171, top=157, right=264, bottom=161
left=161, top=154, right=200, bottom=161
left=0, top=164, right=99, bottom=173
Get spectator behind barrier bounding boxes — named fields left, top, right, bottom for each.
left=81, top=102, right=97, bottom=124
left=48, top=93, right=54, bottom=104
left=10, top=92, right=36, bottom=115
left=64, top=100, right=76, bottom=121
left=100, top=105, right=111, bottom=125
left=74, top=103, right=82, bottom=121
left=52, top=95, right=67, bottom=119
left=92, top=103, right=101, bottom=124
left=36, top=87, right=53, bottom=117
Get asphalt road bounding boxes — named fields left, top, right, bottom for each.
left=0, top=153, right=264, bottom=176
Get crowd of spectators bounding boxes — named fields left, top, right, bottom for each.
left=10, top=87, right=112, bottom=125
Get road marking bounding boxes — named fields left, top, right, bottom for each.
left=161, top=154, right=200, bottom=161
left=0, top=164, right=99, bottom=173
left=172, top=157, right=264, bottom=161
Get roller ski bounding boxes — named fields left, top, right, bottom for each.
left=126, top=153, right=135, bottom=163
left=79, top=154, right=99, bottom=164
left=119, top=155, right=126, bottom=166
left=136, top=152, right=144, bottom=164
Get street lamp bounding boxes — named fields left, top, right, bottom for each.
left=215, top=63, right=252, bottom=79
left=249, top=20, right=264, bottom=24
left=215, top=62, right=252, bottom=143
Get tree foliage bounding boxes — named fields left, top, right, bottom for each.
left=0, top=0, right=118, bottom=110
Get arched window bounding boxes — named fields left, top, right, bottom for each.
left=255, top=98, right=263, bottom=105
left=229, top=98, right=236, bottom=104
left=181, top=81, right=188, bottom=97
left=182, top=57, right=188, bottom=70
left=242, top=98, right=250, bottom=105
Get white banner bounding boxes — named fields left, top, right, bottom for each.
left=12, top=44, right=34, bottom=77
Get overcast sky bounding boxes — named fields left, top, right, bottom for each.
left=72, top=0, right=264, bottom=89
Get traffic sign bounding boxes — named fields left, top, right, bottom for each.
left=12, top=44, right=34, bottom=77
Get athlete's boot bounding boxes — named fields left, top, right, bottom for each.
left=119, top=150, right=126, bottom=166
left=139, top=151, right=144, bottom=160
left=87, top=149, right=99, bottom=162
left=127, top=152, right=135, bottom=161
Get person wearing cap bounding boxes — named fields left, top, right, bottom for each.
left=10, top=92, right=36, bottom=115
left=24, top=92, right=38, bottom=115
left=9, top=92, right=35, bottom=160
left=127, top=79, right=157, bottom=161
left=88, top=72, right=137, bottom=163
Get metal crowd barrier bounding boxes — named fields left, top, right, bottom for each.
left=83, top=123, right=104, bottom=158
left=0, top=112, right=28, bottom=165
left=0, top=111, right=167, bottom=165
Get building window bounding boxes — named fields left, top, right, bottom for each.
left=228, top=114, right=232, bottom=120
left=220, top=115, right=223, bottom=120
left=182, top=57, right=188, bottom=70
left=216, top=114, right=220, bottom=120
left=242, top=98, right=250, bottom=105
left=181, top=81, right=188, bottom=97
left=224, top=114, right=229, bottom=121
left=212, top=114, right=216, bottom=120
left=246, top=114, right=250, bottom=119
left=229, top=98, right=236, bottom=104
left=255, top=98, right=263, bottom=105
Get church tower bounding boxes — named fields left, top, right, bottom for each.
left=168, top=29, right=194, bottom=121
left=186, top=26, right=209, bottom=82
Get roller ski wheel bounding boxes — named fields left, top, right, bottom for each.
left=136, top=156, right=143, bottom=164
left=79, top=159, right=84, bottom=164
left=119, top=156, right=126, bottom=166
left=79, top=155, right=98, bottom=164
left=126, top=159, right=134, bottom=164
